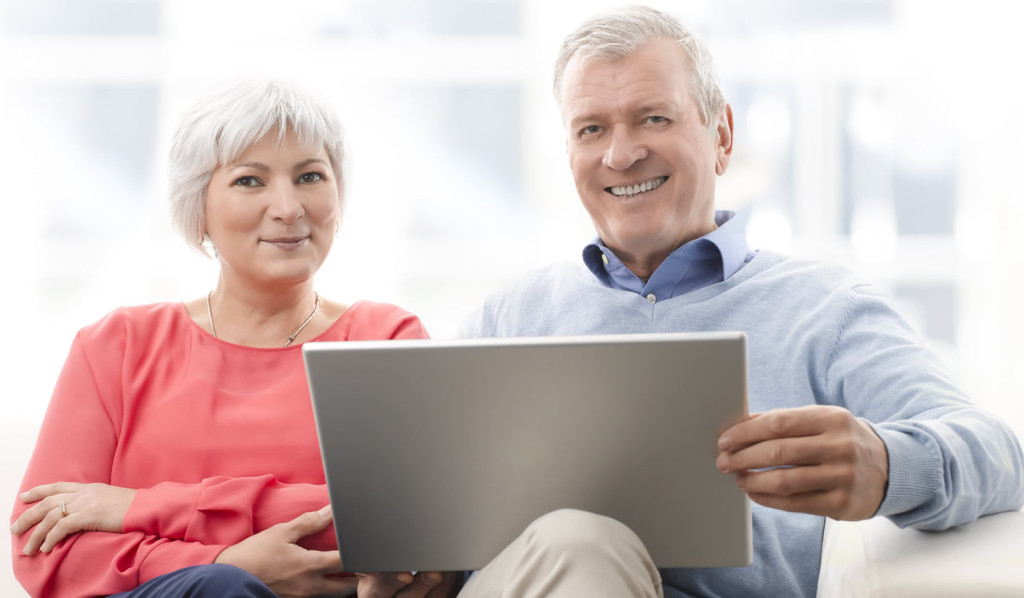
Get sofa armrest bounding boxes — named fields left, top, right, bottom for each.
left=817, top=509, right=1024, bottom=597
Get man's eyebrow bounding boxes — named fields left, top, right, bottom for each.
left=567, top=102, right=678, bottom=128
left=633, top=101, right=675, bottom=115
left=568, top=112, right=601, bottom=129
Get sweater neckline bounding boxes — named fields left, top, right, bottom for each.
left=576, top=249, right=777, bottom=306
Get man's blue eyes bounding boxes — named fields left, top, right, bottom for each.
left=581, top=117, right=667, bottom=136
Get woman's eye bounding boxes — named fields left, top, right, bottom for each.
left=232, top=176, right=262, bottom=187
left=298, top=172, right=324, bottom=184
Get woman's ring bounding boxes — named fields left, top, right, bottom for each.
left=58, top=501, right=68, bottom=517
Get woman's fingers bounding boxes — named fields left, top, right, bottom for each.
left=21, top=501, right=65, bottom=554
left=12, top=482, right=138, bottom=554
left=11, top=483, right=79, bottom=536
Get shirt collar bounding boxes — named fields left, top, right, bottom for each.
left=582, top=210, right=750, bottom=297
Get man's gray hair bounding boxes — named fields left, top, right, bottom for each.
left=168, top=79, right=346, bottom=255
left=553, top=5, right=726, bottom=126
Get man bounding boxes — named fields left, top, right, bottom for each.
left=458, top=5, right=1024, bottom=597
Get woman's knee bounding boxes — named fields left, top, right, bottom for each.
left=161, top=564, right=275, bottom=597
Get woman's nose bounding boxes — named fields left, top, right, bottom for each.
left=267, top=183, right=303, bottom=223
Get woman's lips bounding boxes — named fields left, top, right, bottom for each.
left=261, top=236, right=309, bottom=249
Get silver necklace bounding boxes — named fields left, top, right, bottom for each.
left=206, top=291, right=321, bottom=347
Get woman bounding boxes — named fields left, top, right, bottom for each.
left=9, top=79, right=460, bottom=597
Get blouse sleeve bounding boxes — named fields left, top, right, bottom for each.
left=11, top=334, right=227, bottom=597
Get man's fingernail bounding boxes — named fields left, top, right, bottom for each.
left=716, top=454, right=728, bottom=471
left=718, top=436, right=731, bottom=450
left=398, top=572, right=414, bottom=584
left=424, top=572, right=441, bottom=585
left=319, top=505, right=332, bottom=517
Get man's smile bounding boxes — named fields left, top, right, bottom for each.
left=606, top=176, right=668, bottom=198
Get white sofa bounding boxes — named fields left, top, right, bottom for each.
left=817, top=509, right=1024, bottom=597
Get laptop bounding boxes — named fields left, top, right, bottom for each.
left=303, top=332, right=751, bottom=572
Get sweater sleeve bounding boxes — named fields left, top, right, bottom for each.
left=11, top=334, right=227, bottom=597
left=825, top=284, right=1024, bottom=530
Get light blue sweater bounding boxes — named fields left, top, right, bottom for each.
left=461, top=249, right=1024, bottom=597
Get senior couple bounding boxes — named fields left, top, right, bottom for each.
left=10, top=5, right=1024, bottom=598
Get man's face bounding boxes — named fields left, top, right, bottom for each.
left=560, top=38, right=733, bottom=279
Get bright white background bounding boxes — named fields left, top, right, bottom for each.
left=2, top=1, right=1023, bottom=595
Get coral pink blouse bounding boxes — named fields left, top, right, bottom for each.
left=11, top=301, right=429, bottom=597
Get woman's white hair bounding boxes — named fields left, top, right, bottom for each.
left=168, top=78, right=346, bottom=255
left=553, top=5, right=725, bottom=126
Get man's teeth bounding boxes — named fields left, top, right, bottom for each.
left=609, top=176, right=667, bottom=197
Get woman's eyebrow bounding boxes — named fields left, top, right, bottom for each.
left=227, top=160, right=269, bottom=171
left=294, top=158, right=329, bottom=169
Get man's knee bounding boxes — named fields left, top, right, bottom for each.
left=523, top=508, right=644, bottom=557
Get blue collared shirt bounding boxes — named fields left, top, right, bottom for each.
left=582, top=211, right=754, bottom=302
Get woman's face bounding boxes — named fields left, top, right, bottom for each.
left=204, top=128, right=340, bottom=290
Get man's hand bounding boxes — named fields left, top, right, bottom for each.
left=215, top=506, right=357, bottom=597
left=716, top=405, right=889, bottom=520
left=11, top=482, right=137, bottom=554
left=355, top=570, right=461, bottom=598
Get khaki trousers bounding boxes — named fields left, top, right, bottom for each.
left=459, top=509, right=663, bottom=598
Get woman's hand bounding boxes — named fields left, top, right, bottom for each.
left=215, top=506, right=357, bottom=597
left=356, top=571, right=462, bottom=598
left=11, top=482, right=137, bottom=554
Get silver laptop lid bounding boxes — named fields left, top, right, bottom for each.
left=304, top=332, right=751, bottom=572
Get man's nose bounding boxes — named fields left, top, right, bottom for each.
left=602, top=125, right=648, bottom=170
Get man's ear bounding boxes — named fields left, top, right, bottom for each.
left=715, top=104, right=734, bottom=176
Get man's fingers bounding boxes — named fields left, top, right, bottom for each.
left=747, top=490, right=838, bottom=517
left=735, top=464, right=841, bottom=497
left=718, top=436, right=837, bottom=472
left=719, top=406, right=850, bottom=452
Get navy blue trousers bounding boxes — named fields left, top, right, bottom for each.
left=108, top=564, right=277, bottom=597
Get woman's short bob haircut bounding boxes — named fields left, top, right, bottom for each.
left=553, top=5, right=726, bottom=127
left=169, top=78, right=346, bottom=255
